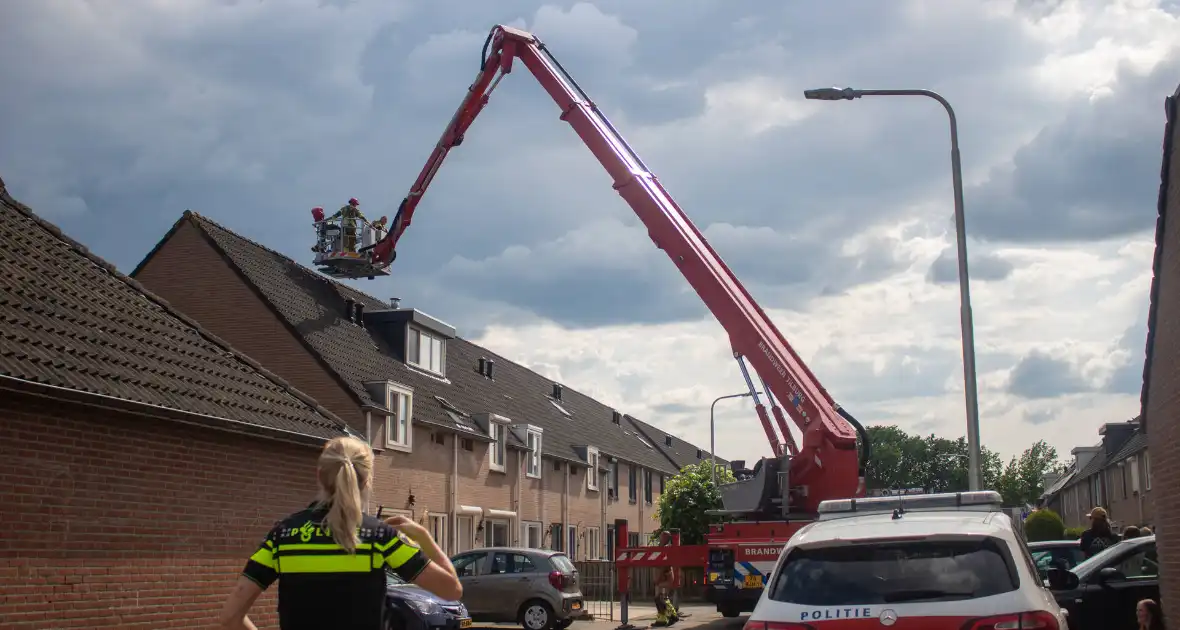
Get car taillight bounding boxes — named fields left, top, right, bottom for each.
left=966, top=611, right=1059, bottom=630
left=743, top=621, right=814, bottom=630
left=548, top=571, right=565, bottom=589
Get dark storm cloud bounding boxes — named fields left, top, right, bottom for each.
left=1007, top=351, right=1089, bottom=399
left=968, top=53, right=1180, bottom=243
left=927, top=246, right=1014, bottom=285
left=0, top=0, right=1166, bottom=331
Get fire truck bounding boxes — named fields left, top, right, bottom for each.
left=314, top=24, right=873, bottom=622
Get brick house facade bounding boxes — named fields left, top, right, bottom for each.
left=0, top=180, right=352, bottom=628
left=1143, top=83, right=1180, bottom=624
left=1042, top=420, right=1152, bottom=530
left=132, top=212, right=722, bottom=561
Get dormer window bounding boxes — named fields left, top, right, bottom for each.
left=526, top=427, right=543, bottom=479
left=488, top=419, right=508, bottom=473
left=586, top=447, right=600, bottom=491
left=383, top=382, right=413, bottom=451
left=407, top=325, right=445, bottom=375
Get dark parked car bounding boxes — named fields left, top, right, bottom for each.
left=1027, top=539, right=1086, bottom=578
left=1046, top=535, right=1159, bottom=630
left=387, top=568, right=472, bottom=630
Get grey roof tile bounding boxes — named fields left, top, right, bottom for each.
left=168, top=212, right=720, bottom=474
left=0, top=181, right=349, bottom=441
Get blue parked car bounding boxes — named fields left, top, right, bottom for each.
left=386, top=569, right=472, bottom=630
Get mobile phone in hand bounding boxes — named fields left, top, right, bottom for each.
left=376, top=505, right=385, bottom=518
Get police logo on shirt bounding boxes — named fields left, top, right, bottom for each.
left=397, top=531, right=421, bottom=549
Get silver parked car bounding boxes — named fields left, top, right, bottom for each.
left=450, top=547, right=585, bottom=630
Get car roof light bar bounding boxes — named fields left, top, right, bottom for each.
left=817, top=490, right=1003, bottom=520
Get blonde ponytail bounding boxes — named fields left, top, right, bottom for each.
left=316, top=436, right=374, bottom=554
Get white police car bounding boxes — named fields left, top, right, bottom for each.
left=744, top=491, right=1068, bottom=629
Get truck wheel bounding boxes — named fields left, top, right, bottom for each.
left=519, top=600, right=555, bottom=630
left=720, top=606, right=741, bottom=618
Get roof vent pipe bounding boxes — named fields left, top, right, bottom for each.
left=390, top=297, right=401, bottom=309
left=478, top=357, right=487, bottom=376
left=486, top=359, right=496, bottom=380
left=552, top=383, right=563, bottom=400
left=344, top=298, right=355, bottom=322
left=354, top=303, right=365, bottom=327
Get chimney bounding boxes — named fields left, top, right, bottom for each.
left=611, top=410, right=621, bottom=425
left=478, top=357, right=487, bottom=376
left=354, top=303, right=365, bottom=327
left=664, top=435, right=673, bottom=447
left=552, top=383, right=563, bottom=400
left=390, top=297, right=401, bottom=309
left=344, top=298, right=355, bottom=322
left=486, top=359, right=496, bottom=380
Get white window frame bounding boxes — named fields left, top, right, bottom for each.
left=526, top=428, right=543, bottom=479
left=568, top=525, right=578, bottom=560
left=587, top=526, right=601, bottom=560
left=1146, top=451, right=1152, bottom=490
left=406, top=325, right=446, bottom=376
left=489, top=419, right=509, bottom=473
left=429, top=514, right=448, bottom=553
left=384, top=382, right=414, bottom=452
left=485, top=519, right=510, bottom=547
left=522, top=521, right=543, bottom=549
left=1130, top=456, right=1141, bottom=493
left=586, top=447, right=600, bottom=491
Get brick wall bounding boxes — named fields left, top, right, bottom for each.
left=0, top=394, right=318, bottom=629
left=1146, top=90, right=1180, bottom=625
left=1104, top=456, right=1155, bottom=530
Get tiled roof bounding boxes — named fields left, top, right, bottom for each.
left=0, top=180, right=349, bottom=442
left=1141, top=85, right=1180, bottom=430
left=142, top=211, right=723, bottom=474
left=1108, top=429, right=1149, bottom=464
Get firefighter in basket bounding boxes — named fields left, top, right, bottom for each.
left=328, top=198, right=367, bottom=253
left=311, top=207, right=328, bottom=253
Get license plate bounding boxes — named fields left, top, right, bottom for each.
left=572, top=601, right=582, bottom=610
left=743, top=574, right=763, bottom=589
left=459, top=619, right=472, bottom=628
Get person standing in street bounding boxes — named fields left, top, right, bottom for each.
left=218, top=436, right=461, bottom=630
left=1079, top=507, right=1120, bottom=558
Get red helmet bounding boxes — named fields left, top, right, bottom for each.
left=349, top=197, right=359, bottom=206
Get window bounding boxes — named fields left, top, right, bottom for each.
left=1146, top=451, right=1152, bottom=490
left=588, top=527, right=601, bottom=560
left=607, top=525, right=616, bottom=559
left=1130, top=456, right=1141, bottom=493
left=644, top=469, right=653, bottom=504
left=659, top=474, right=665, bottom=493
left=628, top=532, right=640, bottom=548
left=609, top=460, right=619, bottom=499
left=550, top=524, right=564, bottom=552
left=452, top=553, right=485, bottom=578
left=406, top=326, right=445, bottom=375
left=587, top=447, right=600, bottom=491
left=385, top=383, right=413, bottom=450
left=526, top=428, right=543, bottom=479
left=769, top=538, right=1018, bottom=606
left=462, top=438, right=474, bottom=451
left=485, top=520, right=510, bottom=547
left=523, top=521, right=543, bottom=549
left=491, top=552, right=537, bottom=574
left=457, top=516, right=475, bottom=553
left=429, top=514, right=448, bottom=552
left=568, top=526, right=578, bottom=560
left=489, top=421, right=507, bottom=473
left=1112, top=546, right=1159, bottom=580
left=628, top=465, right=638, bottom=503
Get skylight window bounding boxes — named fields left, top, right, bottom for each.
left=549, top=398, right=572, bottom=417
left=636, top=435, right=654, bottom=449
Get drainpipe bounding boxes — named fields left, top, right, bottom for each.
left=599, top=467, right=607, bottom=559
left=451, top=434, right=459, bottom=554
left=564, top=462, right=571, bottom=557
left=514, top=450, right=523, bottom=545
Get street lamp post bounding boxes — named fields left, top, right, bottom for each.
left=710, top=391, right=760, bottom=488
left=803, top=86, right=983, bottom=491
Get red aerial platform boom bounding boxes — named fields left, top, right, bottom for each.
left=359, top=24, right=874, bottom=620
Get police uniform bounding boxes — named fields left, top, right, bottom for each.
left=242, top=504, right=430, bottom=630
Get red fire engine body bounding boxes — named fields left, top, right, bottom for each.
left=333, top=24, right=874, bottom=619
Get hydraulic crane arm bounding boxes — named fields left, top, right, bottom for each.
left=366, top=25, right=867, bottom=512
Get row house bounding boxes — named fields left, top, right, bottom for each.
left=1042, top=419, right=1153, bottom=530
left=132, top=211, right=722, bottom=560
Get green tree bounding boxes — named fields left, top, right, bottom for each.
left=863, top=426, right=1006, bottom=494
left=995, top=440, right=1060, bottom=507
left=653, top=460, right=737, bottom=544
left=1024, top=509, right=1066, bottom=542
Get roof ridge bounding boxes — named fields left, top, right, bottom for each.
left=0, top=185, right=350, bottom=433
left=186, top=210, right=387, bottom=307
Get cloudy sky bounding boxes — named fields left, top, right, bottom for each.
left=2, top=0, right=1175, bottom=465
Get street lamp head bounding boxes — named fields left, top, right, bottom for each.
left=803, top=87, right=861, bottom=101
